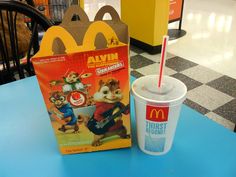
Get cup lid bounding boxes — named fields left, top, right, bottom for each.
left=131, top=75, right=187, bottom=106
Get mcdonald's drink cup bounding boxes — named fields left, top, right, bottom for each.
left=131, top=75, right=187, bottom=155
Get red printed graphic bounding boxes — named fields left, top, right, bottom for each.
left=67, top=91, right=86, bottom=107
left=146, top=105, right=169, bottom=122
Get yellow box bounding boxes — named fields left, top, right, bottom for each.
left=121, top=0, right=169, bottom=54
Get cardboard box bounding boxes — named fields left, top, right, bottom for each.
left=32, top=7, right=131, bottom=154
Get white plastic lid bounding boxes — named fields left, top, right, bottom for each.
left=132, top=75, right=187, bottom=106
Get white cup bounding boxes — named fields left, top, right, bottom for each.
left=131, top=75, right=187, bottom=155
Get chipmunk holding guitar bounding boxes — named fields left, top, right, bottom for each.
left=86, top=78, right=130, bottom=146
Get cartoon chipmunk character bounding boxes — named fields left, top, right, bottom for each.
left=62, top=71, right=85, bottom=93
left=49, top=91, right=79, bottom=133
left=86, top=78, right=130, bottom=146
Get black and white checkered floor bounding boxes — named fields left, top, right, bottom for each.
left=130, top=46, right=236, bottom=131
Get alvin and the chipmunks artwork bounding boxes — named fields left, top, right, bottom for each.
left=32, top=46, right=131, bottom=154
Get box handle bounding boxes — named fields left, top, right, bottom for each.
left=61, top=5, right=90, bottom=25
left=81, top=21, right=125, bottom=51
left=33, top=21, right=125, bottom=58
left=94, top=5, right=120, bottom=22
left=33, top=26, right=79, bottom=57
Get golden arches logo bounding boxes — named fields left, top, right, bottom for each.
left=150, top=109, right=165, bottom=120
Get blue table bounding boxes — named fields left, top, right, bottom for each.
left=0, top=76, right=236, bottom=177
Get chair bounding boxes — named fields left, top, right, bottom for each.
left=32, top=0, right=77, bottom=25
left=0, top=0, right=53, bottom=84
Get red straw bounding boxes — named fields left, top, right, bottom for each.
left=158, top=36, right=169, bottom=88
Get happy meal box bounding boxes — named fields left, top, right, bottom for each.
left=32, top=18, right=131, bottom=154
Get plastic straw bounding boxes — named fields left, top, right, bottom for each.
left=158, top=35, right=169, bottom=88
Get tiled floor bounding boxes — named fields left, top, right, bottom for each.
left=168, top=0, right=236, bottom=79
left=130, top=47, right=236, bottom=131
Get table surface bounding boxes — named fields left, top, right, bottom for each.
left=0, top=76, right=236, bottom=177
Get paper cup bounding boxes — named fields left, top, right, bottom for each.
left=131, top=75, right=187, bottom=155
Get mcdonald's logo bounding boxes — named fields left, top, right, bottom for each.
left=146, top=105, right=169, bottom=122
